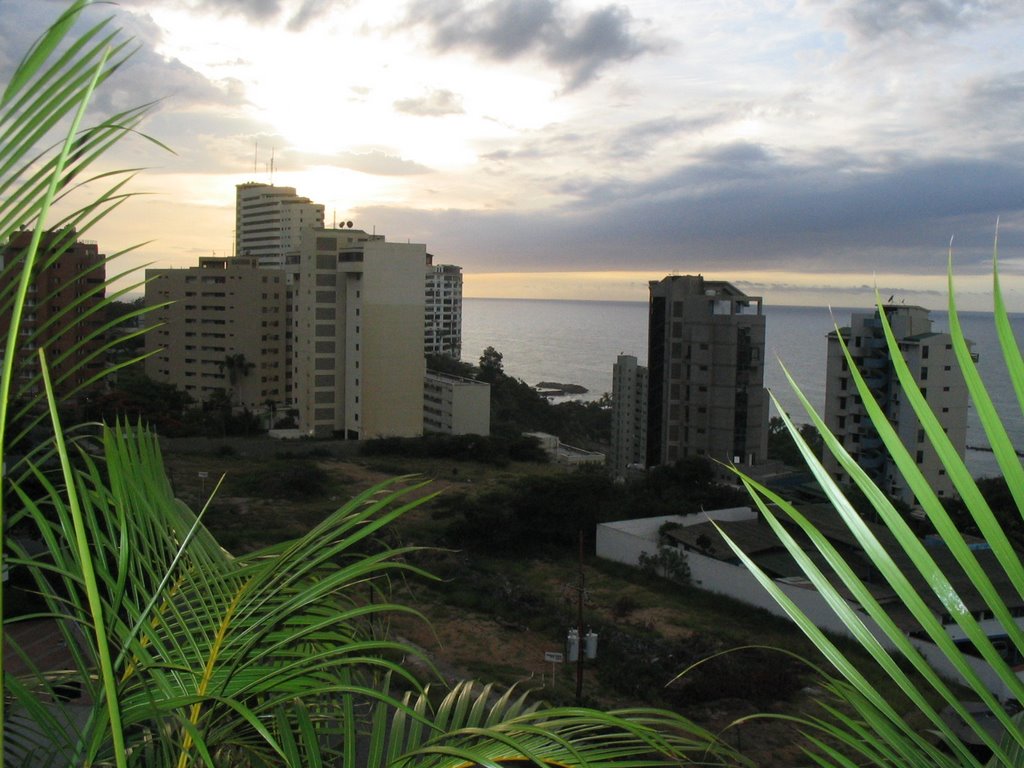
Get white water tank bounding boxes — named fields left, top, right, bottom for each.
left=566, top=628, right=579, bottom=662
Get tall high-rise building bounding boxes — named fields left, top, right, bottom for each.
left=610, top=354, right=648, bottom=479
left=235, top=182, right=325, bottom=268
left=144, top=257, right=289, bottom=410
left=823, top=304, right=972, bottom=503
left=0, top=228, right=106, bottom=403
left=424, top=261, right=462, bottom=358
left=289, top=227, right=425, bottom=438
left=646, top=275, right=768, bottom=467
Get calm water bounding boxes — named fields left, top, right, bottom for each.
left=461, top=298, right=1024, bottom=478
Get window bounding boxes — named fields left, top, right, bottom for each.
left=922, top=346, right=929, bottom=359
left=916, top=450, right=924, bottom=464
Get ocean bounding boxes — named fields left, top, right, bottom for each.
left=460, top=298, right=1024, bottom=478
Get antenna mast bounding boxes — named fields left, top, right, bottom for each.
left=253, top=141, right=258, bottom=174
left=269, top=147, right=275, bottom=185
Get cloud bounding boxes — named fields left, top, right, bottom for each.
left=349, top=149, right=1024, bottom=279
left=334, top=150, right=433, bottom=175
left=125, top=0, right=346, bottom=32
left=402, top=0, right=659, bottom=90
left=394, top=89, right=465, bottom=116
left=813, top=0, right=1024, bottom=42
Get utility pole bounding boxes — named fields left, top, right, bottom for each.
left=576, top=529, right=584, bottom=704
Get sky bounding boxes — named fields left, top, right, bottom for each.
left=6, top=0, right=1024, bottom=310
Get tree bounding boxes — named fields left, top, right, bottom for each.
left=219, top=352, right=254, bottom=405
left=477, top=345, right=504, bottom=382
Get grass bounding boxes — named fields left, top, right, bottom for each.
left=159, top=438, right=961, bottom=767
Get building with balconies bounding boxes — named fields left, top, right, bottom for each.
left=823, top=304, right=972, bottom=504
left=646, top=275, right=768, bottom=468
left=235, top=182, right=324, bottom=268
left=425, top=262, right=462, bottom=358
left=0, top=228, right=106, bottom=404
left=144, top=257, right=288, bottom=410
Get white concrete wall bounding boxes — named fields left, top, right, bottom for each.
left=596, top=512, right=1022, bottom=701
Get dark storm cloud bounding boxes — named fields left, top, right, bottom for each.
left=816, top=0, right=1024, bottom=41
left=403, top=0, right=658, bottom=90
left=394, top=89, right=465, bottom=116
left=352, top=149, right=1024, bottom=276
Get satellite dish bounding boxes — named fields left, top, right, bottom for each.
left=346, top=221, right=354, bottom=228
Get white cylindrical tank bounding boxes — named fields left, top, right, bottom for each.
left=585, top=630, right=598, bottom=660
left=566, top=628, right=579, bottom=662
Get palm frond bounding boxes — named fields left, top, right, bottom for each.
left=724, top=249, right=1024, bottom=765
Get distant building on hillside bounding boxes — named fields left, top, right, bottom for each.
left=646, top=275, right=768, bottom=468
left=235, top=182, right=325, bottom=268
left=610, top=354, right=648, bottom=479
left=425, top=262, right=462, bottom=358
left=0, top=228, right=106, bottom=403
left=823, top=304, right=972, bottom=504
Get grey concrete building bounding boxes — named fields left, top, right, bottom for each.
left=823, top=304, right=972, bottom=504
left=646, top=275, right=768, bottom=467
left=610, top=354, right=648, bottom=479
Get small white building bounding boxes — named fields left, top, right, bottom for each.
left=424, top=370, right=490, bottom=435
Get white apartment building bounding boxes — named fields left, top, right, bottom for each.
left=823, top=304, right=972, bottom=504
left=610, top=354, right=648, bottom=479
left=290, top=227, right=426, bottom=438
left=425, top=262, right=462, bottom=358
left=235, top=182, right=325, bottom=268
left=423, top=370, right=490, bottom=435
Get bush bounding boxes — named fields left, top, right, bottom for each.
left=229, top=459, right=329, bottom=499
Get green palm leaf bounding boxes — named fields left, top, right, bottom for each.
left=723, top=247, right=1024, bottom=765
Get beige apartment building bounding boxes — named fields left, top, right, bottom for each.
left=823, top=304, right=972, bottom=504
left=290, top=227, right=425, bottom=438
left=145, top=257, right=288, bottom=410
left=647, top=275, right=768, bottom=467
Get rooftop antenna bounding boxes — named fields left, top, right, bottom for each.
left=332, top=208, right=336, bottom=228
left=253, top=140, right=258, bottom=175
left=269, top=147, right=275, bottom=185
